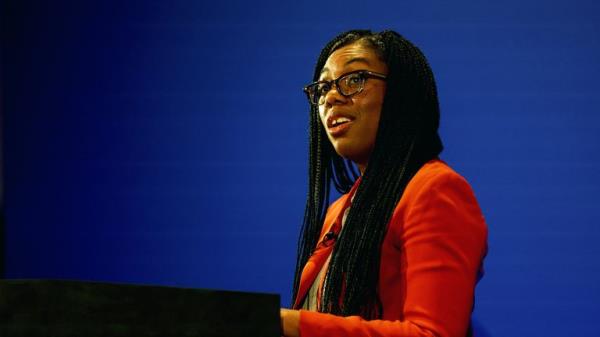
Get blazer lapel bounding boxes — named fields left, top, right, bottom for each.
left=293, top=178, right=362, bottom=309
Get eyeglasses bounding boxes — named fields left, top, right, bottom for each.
left=303, top=70, right=387, bottom=106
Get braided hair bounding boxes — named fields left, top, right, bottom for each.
left=292, top=30, right=444, bottom=319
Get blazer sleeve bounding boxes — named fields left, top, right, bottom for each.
left=298, top=170, right=488, bottom=337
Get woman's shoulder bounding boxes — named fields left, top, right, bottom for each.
left=405, top=158, right=472, bottom=196
left=397, top=158, right=484, bottom=221
left=392, top=158, right=487, bottom=250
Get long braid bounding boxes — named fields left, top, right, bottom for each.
left=292, top=33, right=358, bottom=300
left=292, top=99, right=331, bottom=298
left=292, top=30, right=443, bottom=318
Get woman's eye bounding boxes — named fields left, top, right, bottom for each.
left=346, top=75, right=362, bottom=86
left=317, top=83, right=331, bottom=95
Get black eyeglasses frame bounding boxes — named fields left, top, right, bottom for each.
left=303, top=70, right=387, bottom=106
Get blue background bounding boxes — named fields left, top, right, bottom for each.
left=3, top=1, right=600, bottom=336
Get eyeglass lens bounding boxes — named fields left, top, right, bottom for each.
left=311, top=72, right=366, bottom=105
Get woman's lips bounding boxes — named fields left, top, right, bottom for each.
left=328, top=120, right=352, bottom=137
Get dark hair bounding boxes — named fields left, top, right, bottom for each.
left=292, top=30, right=443, bottom=318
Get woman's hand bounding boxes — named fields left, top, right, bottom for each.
left=280, top=308, right=300, bottom=337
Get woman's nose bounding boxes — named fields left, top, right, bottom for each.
left=323, top=84, right=347, bottom=106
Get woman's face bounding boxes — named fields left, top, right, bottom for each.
left=318, top=42, right=388, bottom=173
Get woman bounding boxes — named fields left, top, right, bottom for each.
left=280, top=30, right=487, bottom=337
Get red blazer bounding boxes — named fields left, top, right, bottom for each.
left=293, top=159, right=487, bottom=337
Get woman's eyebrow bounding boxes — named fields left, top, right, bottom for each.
left=320, top=57, right=372, bottom=75
left=344, top=57, right=372, bottom=67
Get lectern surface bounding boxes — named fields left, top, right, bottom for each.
left=0, top=279, right=280, bottom=337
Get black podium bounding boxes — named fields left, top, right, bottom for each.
left=0, top=279, right=280, bottom=337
